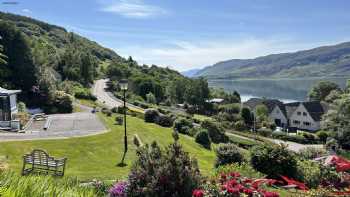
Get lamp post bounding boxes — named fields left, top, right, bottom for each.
left=119, top=79, right=128, bottom=166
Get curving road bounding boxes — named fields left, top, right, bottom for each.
left=92, top=79, right=144, bottom=112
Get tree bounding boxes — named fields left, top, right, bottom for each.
left=308, top=81, right=340, bottom=101
left=322, top=94, right=350, bottom=149
left=0, top=21, right=37, bottom=91
left=241, top=107, right=253, bottom=126
left=255, top=104, right=269, bottom=121
left=80, top=52, right=96, bottom=86
left=146, top=92, right=156, bottom=104
left=0, top=43, right=7, bottom=65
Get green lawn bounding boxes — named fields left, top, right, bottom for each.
left=0, top=113, right=215, bottom=181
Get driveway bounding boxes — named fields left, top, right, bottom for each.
left=0, top=105, right=106, bottom=142
left=92, top=79, right=144, bottom=112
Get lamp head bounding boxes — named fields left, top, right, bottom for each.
left=119, top=79, right=128, bottom=90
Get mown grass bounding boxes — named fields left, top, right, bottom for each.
left=0, top=113, right=215, bottom=181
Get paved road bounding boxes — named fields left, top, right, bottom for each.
left=0, top=105, right=106, bottom=142
left=227, top=132, right=324, bottom=152
left=92, top=79, right=144, bottom=112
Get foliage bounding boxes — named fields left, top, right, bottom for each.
left=214, top=163, right=264, bottom=179
left=218, top=103, right=241, bottom=114
left=17, top=102, right=26, bottom=112
left=250, top=144, right=298, bottom=179
left=127, top=137, right=202, bottom=197
left=257, top=128, right=272, bottom=137
left=240, top=107, right=253, bottom=126
left=308, top=81, right=340, bottom=101
left=201, top=120, right=228, bottom=143
left=296, top=160, right=322, bottom=188
left=234, top=120, right=246, bottom=131
left=255, top=104, right=269, bottom=121
left=144, top=109, right=160, bottom=123
left=146, top=92, right=157, bottom=104
left=0, top=171, right=99, bottom=197
left=316, top=130, right=330, bottom=143
left=45, top=91, right=73, bottom=113
left=0, top=43, right=7, bottom=65
left=174, top=118, right=194, bottom=135
left=322, top=94, right=350, bottom=149
left=194, top=171, right=279, bottom=197
left=195, top=129, right=211, bottom=149
left=215, top=143, right=244, bottom=167
left=109, top=181, right=128, bottom=197
left=155, top=114, right=174, bottom=127
left=298, top=147, right=327, bottom=160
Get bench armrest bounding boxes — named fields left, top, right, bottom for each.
left=55, top=158, right=67, bottom=164
left=23, top=154, right=33, bottom=159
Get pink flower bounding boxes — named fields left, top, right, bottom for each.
left=243, top=188, right=254, bottom=196
left=227, top=187, right=239, bottom=194
left=192, top=189, right=204, bottom=197
left=228, top=179, right=238, bottom=187
left=230, top=172, right=241, bottom=178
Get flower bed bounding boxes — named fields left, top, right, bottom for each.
left=192, top=172, right=279, bottom=197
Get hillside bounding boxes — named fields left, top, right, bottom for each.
left=181, top=68, right=201, bottom=77
left=196, top=42, right=350, bottom=79
left=0, top=12, right=185, bottom=108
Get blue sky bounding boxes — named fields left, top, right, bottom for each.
left=1, top=0, right=350, bottom=71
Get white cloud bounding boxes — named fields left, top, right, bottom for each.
left=100, top=0, right=167, bottom=18
left=22, top=9, right=32, bottom=14
left=115, top=37, right=342, bottom=71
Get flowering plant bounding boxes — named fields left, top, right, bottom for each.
left=193, top=172, right=279, bottom=197
left=109, top=181, right=128, bottom=197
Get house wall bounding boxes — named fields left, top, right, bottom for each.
left=9, top=94, right=17, bottom=113
left=289, top=104, right=320, bottom=131
left=269, top=106, right=287, bottom=127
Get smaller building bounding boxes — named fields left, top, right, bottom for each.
left=0, top=87, right=21, bottom=131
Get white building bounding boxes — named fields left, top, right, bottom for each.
left=269, top=101, right=328, bottom=132
left=0, top=87, right=21, bottom=131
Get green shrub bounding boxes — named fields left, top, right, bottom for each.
left=74, top=88, right=97, bottom=101
left=214, top=162, right=264, bottom=179
left=127, top=136, right=201, bottom=197
left=234, top=120, right=246, bottom=131
left=250, top=144, right=297, bottom=179
left=296, top=160, right=321, bottom=188
left=257, top=128, right=272, bottom=137
left=146, top=92, right=156, bottom=104
left=201, top=120, right=228, bottom=143
left=17, top=102, right=26, bottom=112
left=174, top=118, right=194, bottom=135
left=155, top=114, right=174, bottom=127
left=215, top=143, right=244, bottom=167
left=218, top=103, right=241, bottom=114
left=47, top=91, right=73, bottom=113
left=144, top=109, right=159, bottom=123
left=298, top=147, right=327, bottom=160
left=195, top=129, right=211, bottom=149
left=316, top=130, right=330, bottom=143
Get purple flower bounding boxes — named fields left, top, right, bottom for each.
left=109, top=181, right=128, bottom=197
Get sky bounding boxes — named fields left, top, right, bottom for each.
left=1, top=0, right=350, bottom=71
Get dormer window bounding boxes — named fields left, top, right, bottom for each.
left=303, top=112, right=307, bottom=116
left=297, top=112, right=301, bottom=116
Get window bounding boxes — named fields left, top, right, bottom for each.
left=297, top=112, right=301, bottom=116
left=303, top=112, right=307, bottom=116
left=303, top=122, right=311, bottom=126
left=293, top=120, right=300, bottom=125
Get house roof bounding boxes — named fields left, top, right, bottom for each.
left=244, top=98, right=283, bottom=113
left=0, top=87, right=21, bottom=96
left=276, top=101, right=328, bottom=122
left=302, top=101, right=328, bottom=121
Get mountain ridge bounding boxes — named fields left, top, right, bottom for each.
left=196, top=41, right=350, bottom=79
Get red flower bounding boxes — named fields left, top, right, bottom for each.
left=227, top=187, right=239, bottom=194
left=263, top=191, right=279, bottom=197
left=192, top=189, right=204, bottom=197
left=230, top=172, right=241, bottom=178
left=220, top=173, right=227, bottom=181
left=243, top=188, right=254, bottom=196
left=234, top=184, right=244, bottom=192
left=228, top=179, right=238, bottom=187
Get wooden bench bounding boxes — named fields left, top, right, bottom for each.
left=22, top=149, right=67, bottom=176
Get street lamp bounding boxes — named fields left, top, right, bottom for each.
left=119, top=79, right=128, bottom=166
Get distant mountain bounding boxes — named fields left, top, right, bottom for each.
left=196, top=42, right=350, bottom=79
left=181, top=68, right=201, bottom=77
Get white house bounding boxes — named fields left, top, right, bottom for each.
left=269, top=101, right=328, bottom=132
left=0, top=87, right=21, bottom=131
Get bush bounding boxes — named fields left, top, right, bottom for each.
left=173, top=118, right=193, bottom=135
left=146, top=92, right=156, bottom=104
left=316, top=130, right=330, bottom=143
left=201, top=120, right=228, bottom=143
left=215, top=143, right=244, bottom=167
left=195, top=129, right=211, bottom=149
left=127, top=136, right=201, bottom=197
left=234, top=120, right=246, bottom=131
left=74, top=88, right=97, bottom=101
left=218, top=103, right=241, bottom=114
left=155, top=114, right=174, bottom=127
left=296, top=160, right=321, bottom=188
left=250, top=144, right=297, bottom=179
left=144, top=109, right=159, bottom=123
left=257, top=128, right=272, bottom=137
left=17, top=102, right=26, bottom=112
left=298, top=147, right=327, bottom=160
left=48, top=91, right=73, bottom=113
left=214, top=162, right=264, bottom=179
